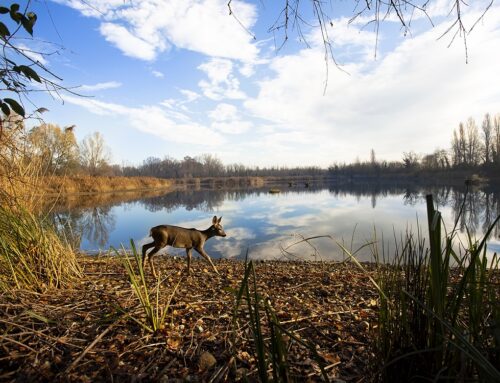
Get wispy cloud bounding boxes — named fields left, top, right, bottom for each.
left=18, top=44, right=49, bottom=65
left=63, top=95, right=225, bottom=146
left=79, top=81, right=122, bottom=92
left=179, top=89, right=200, bottom=103
left=151, top=70, right=165, bottom=78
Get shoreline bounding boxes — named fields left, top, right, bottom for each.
left=38, top=173, right=496, bottom=198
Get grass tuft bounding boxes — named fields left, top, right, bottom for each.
left=117, top=240, right=181, bottom=333
left=0, top=204, right=81, bottom=292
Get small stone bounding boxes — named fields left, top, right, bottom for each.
left=198, top=351, right=216, bottom=372
left=358, top=321, right=370, bottom=331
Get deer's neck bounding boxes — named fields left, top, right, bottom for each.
left=201, top=226, right=216, bottom=240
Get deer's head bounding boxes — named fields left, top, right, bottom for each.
left=212, top=216, right=226, bottom=237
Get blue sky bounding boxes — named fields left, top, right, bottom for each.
left=19, top=0, right=500, bottom=167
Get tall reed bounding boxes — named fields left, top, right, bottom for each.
left=363, top=194, right=500, bottom=381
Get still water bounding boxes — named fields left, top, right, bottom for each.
left=53, top=184, right=500, bottom=262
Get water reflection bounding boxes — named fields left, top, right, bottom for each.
left=52, top=206, right=116, bottom=249
left=50, top=183, right=500, bottom=261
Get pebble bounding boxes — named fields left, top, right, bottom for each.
left=198, top=351, right=216, bottom=372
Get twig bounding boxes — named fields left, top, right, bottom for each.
left=280, top=309, right=356, bottom=324
left=0, top=334, right=38, bottom=352
left=307, top=361, right=341, bottom=377
left=65, top=319, right=121, bottom=373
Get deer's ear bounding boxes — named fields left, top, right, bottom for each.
left=218, top=216, right=222, bottom=223
left=212, top=216, right=217, bottom=224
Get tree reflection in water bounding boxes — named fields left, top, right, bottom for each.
left=51, top=206, right=116, bottom=250
left=49, top=182, right=500, bottom=253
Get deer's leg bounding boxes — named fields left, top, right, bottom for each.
left=142, top=242, right=156, bottom=269
left=146, top=245, right=163, bottom=278
left=195, top=247, right=219, bottom=275
left=186, top=248, right=192, bottom=275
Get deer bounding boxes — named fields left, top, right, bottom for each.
left=142, top=216, right=226, bottom=277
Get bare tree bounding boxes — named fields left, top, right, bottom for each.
left=481, top=113, right=492, bottom=165
left=493, top=114, right=500, bottom=165
left=370, top=149, right=377, bottom=167
left=402, top=151, right=420, bottom=169
left=465, top=117, right=483, bottom=166
left=199, top=153, right=225, bottom=177
left=79, top=132, right=111, bottom=176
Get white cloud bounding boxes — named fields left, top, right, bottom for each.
left=99, top=22, right=162, bottom=60
left=151, top=70, right=164, bottom=78
left=242, top=6, right=500, bottom=164
left=51, top=0, right=125, bottom=17
left=209, top=103, right=238, bottom=122
left=212, top=121, right=253, bottom=134
left=160, top=89, right=200, bottom=112
left=198, top=58, right=246, bottom=100
left=55, top=0, right=259, bottom=63
left=209, top=103, right=252, bottom=134
left=63, top=95, right=225, bottom=146
left=79, top=81, right=122, bottom=91
left=179, top=89, right=200, bottom=103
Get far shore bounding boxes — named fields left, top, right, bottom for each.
left=37, top=171, right=497, bottom=199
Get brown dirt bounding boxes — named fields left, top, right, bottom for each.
left=0, top=256, right=379, bottom=382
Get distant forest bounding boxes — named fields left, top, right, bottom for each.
left=16, top=112, right=500, bottom=181
left=121, top=112, right=500, bottom=181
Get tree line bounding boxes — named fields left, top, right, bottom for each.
left=329, top=112, right=500, bottom=178
left=7, top=112, right=499, bottom=180
left=120, top=154, right=325, bottom=179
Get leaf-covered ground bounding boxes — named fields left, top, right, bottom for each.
left=0, top=256, right=379, bottom=382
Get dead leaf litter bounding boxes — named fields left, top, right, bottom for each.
left=0, top=256, right=379, bottom=382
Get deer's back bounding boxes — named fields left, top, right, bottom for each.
left=150, top=225, right=203, bottom=248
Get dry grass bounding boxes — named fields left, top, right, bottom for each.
left=0, top=117, right=82, bottom=293
left=32, top=175, right=266, bottom=195
left=39, top=176, right=174, bottom=195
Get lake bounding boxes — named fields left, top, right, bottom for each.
left=52, top=183, right=500, bottom=262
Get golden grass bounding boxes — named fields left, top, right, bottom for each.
left=34, top=175, right=266, bottom=195
left=39, top=176, right=174, bottom=195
